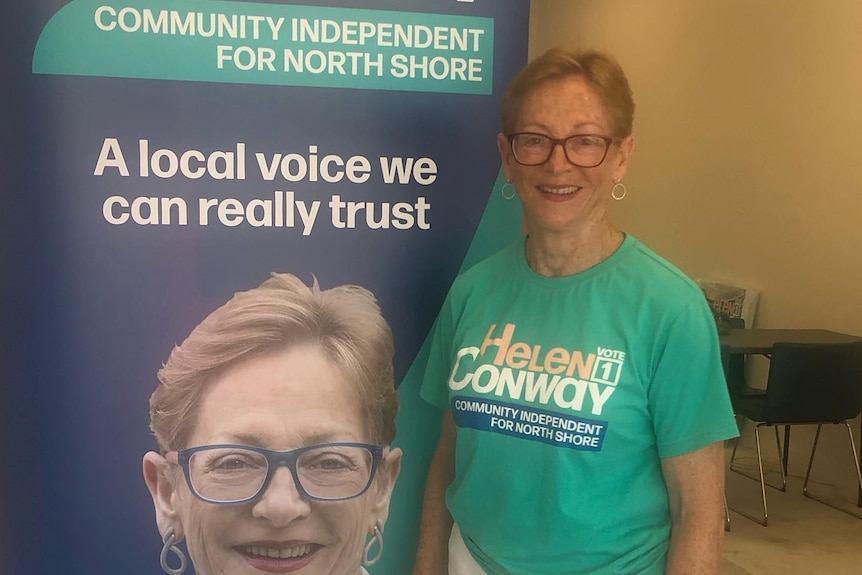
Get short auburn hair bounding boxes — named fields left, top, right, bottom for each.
left=501, top=47, right=635, bottom=137
left=148, top=273, right=398, bottom=451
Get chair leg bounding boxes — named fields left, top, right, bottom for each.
left=754, top=425, right=769, bottom=525
left=728, top=424, right=770, bottom=526
left=729, top=417, right=746, bottom=472
left=729, top=428, right=742, bottom=471
left=734, top=412, right=745, bottom=436
left=774, top=425, right=787, bottom=491
left=802, top=424, right=823, bottom=495
left=724, top=497, right=731, bottom=532
left=729, top=422, right=785, bottom=494
left=803, top=423, right=862, bottom=520
left=850, top=424, right=862, bottom=500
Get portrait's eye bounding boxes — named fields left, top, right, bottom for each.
left=201, top=450, right=264, bottom=475
left=302, top=450, right=358, bottom=473
left=213, top=456, right=251, bottom=471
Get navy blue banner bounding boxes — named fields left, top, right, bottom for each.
left=1, top=1, right=527, bottom=574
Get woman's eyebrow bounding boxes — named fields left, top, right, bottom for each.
left=518, top=121, right=605, bottom=133
left=207, top=432, right=265, bottom=446
left=211, top=430, right=351, bottom=448
left=300, top=431, right=355, bottom=446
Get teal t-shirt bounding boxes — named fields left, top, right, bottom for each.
left=421, top=235, right=739, bottom=575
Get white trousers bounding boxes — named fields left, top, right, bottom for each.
left=448, top=524, right=489, bottom=575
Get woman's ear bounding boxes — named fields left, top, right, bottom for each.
left=497, top=133, right=515, bottom=183
left=612, top=135, right=635, bottom=182
left=369, top=446, right=403, bottom=526
left=142, top=451, right=184, bottom=540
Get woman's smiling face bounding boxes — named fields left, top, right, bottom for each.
left=152, top=344, right=399, bottom=575
left=498, top=75, right=633, bottom=236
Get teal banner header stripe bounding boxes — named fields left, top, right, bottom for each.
left=33, top=0, right=495, bottom=94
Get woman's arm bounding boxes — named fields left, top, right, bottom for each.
left=661, top=441, right=727, bottom=575
left=413, top=411, right=457, bottom=575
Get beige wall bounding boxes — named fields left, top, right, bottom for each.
left=529, top=0, right=862, bottom=494
left=530, top=0, right=862, bottom=335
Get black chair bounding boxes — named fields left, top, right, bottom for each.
left=720, top=318, right=764, bottom=409
left=728, top=341, right=862, bottom=526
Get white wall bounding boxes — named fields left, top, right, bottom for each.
left=530, top=0, right=862, bottom=501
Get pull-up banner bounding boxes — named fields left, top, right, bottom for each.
left=1, top=1, right=527, bottom=574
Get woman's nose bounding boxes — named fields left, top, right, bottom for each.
left=250, top=467, right=312, bottom=526
left=546, top=142, right=572, bottom=172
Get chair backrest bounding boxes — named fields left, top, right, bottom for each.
left=721, top=344, right=748, bottom=396
left=764, top=341, right=862, bottom=424
left=720, top=317, right=747, bottom=396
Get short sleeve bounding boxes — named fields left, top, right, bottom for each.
left=648, top=297, right=739, bottom=458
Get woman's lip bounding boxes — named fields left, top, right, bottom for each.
left=538, top=185, right=582, bottom=201
left=236, top=542, right=321, bottom=573
left=241, top=540, right=315, bottom=547
left=539, top=185, right=581, bottom=195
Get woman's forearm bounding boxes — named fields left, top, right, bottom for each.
left=414, top=412, right=457, bottom=575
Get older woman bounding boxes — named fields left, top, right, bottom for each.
left=415, top=48, right=738, bottom=575
left=143, top=273, right=402, bottom=575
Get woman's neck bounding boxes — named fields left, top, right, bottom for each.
left=525, top=222, right=624, bottom=277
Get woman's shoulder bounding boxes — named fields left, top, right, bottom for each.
left=620, top=236, right=705, bottom=302
left=452, top=238, right=523, bottom=288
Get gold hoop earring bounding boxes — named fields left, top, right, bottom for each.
left=611, top=182, right=627, bottom=201
left=501, top=182, right=516, bottom=200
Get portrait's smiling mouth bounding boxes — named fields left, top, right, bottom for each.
left=237, top=542, right=321, bottom=572
left=243, top=543, right=315, bottom=559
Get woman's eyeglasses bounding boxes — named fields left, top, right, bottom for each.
left=166, top=442, right=385, bottom=505
left=508, top=132, right=619, bottom=168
